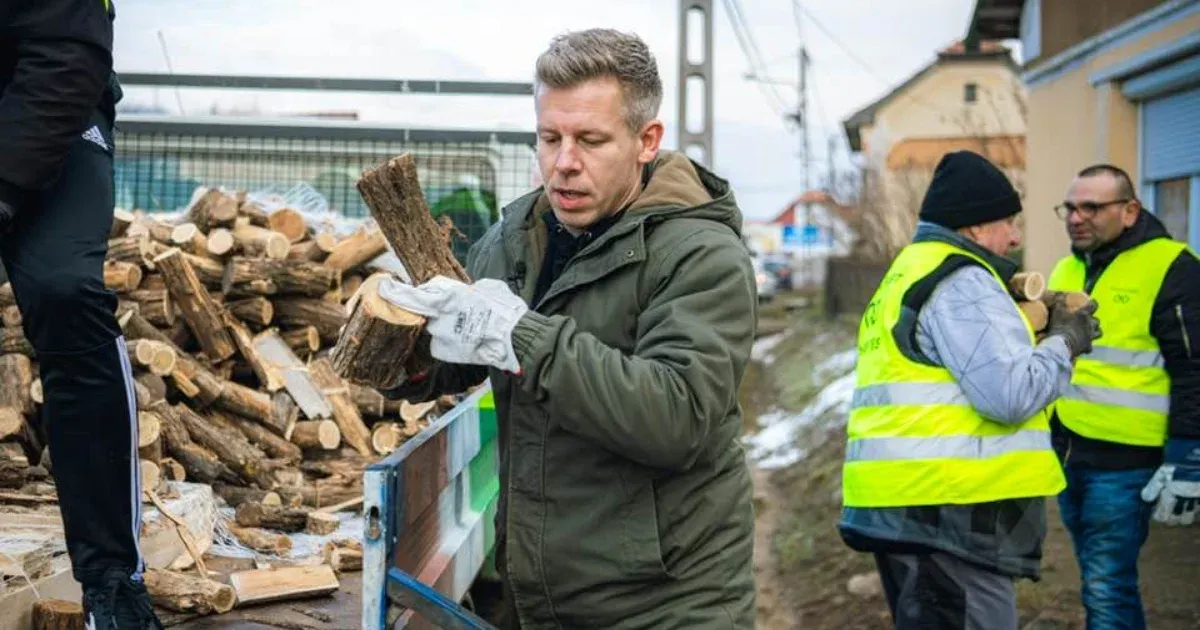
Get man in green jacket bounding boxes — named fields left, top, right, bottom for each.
left=381, top=28, right=758, bottom=630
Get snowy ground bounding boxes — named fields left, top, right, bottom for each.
left=744, top=349, right=856, bottom=470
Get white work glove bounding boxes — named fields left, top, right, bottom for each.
left=378, top=275, right=528, bottom=374
left=1140, top=440, right=1200, bottom=526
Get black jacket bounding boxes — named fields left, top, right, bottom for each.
left=0, top=0, right=117, bottom=210
left=1052, top=211, right=1200, bottom=469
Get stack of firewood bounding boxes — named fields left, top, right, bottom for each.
left=0, top=168, right=459, bottom=522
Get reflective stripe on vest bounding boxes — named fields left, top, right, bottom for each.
left=843, top=241, right=1065, bottom=508
left=1047, top=238, right=1189, bottom=447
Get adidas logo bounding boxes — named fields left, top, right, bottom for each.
left=82, top=125, right=108, bottom=151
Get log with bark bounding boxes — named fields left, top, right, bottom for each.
left=272, top=298, right=346, bottom=347
left=186, top=189, right=239, bottom=233
left=308, top=358, right=372, bottom=458
left=267, top=208, right=308, bottom=244
left=1, top=326, right=34, bottom=356
left=287, top=233, right=338, bottom=263
left=0, top=352, right=35, bottom=415
left=1, top=304, right=20, bottom=328
left=0, top=407, right=24, bottom=441
left=103, top=260, right=143, bottom=293
left=224, top=313, right=284, bottom=392
left=154, top=248, right=236, bottom=362
left=143, top=568, right=237, bottom=615
left=370, top=422, right=404, bottom=455
left=232, top=220, right=290, bottom=260
left=223, top=258, right=338, bottom=298
left=280, top=325, right=320, bottom=357
left=329, top=273, right=426, bottom=389
left=213, top=484, right=282, bottom=508
left=31, top=599, right=84, bottom=630
left=174, top=403, right=278, bottom=489
left=228, top=525, right=292, bottom=554
left=227, top=296, right=274, bottom=328
left=0, top=441, right=29, bottom=489
left=322, top=227, right=388, bottom=273
left=155, top=402, right=238, bottom=484
left=234, top=502, right=309, bottom=531
left=290, top=420, right=340, bottom=451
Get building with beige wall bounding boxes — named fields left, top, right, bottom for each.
left=842, top=41, right=1028, bottom=257
left=969, top=0, right=1200, bottom=275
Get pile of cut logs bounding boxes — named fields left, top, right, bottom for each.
left=1, top=153, right=478, bottom=621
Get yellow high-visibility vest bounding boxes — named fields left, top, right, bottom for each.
left=1048, top=238, right=1189, bottom=447
left=843, top=241, right=1065, bottom=508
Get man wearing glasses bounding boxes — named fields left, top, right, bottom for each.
left=1048, top=164, right=1200, bottom=629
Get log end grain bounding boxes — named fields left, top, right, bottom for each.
left=305, top=511, right=340, bottom=535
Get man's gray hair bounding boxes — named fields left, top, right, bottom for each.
left=535, top=29, right=663, bottom=133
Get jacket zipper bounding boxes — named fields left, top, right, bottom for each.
left=1177, top=304, right=1193, bottom=359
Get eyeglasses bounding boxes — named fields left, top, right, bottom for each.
left=1053, top=198, right=1131, bottom=220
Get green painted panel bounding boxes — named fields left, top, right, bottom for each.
left=468, top=439, right=499, bottom=513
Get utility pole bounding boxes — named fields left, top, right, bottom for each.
left=678, top=0, right=714, bottom=167
left=826, top=133, right=836, bottom=193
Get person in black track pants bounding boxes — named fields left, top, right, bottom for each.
left=0, top=1, right=162, bottom=628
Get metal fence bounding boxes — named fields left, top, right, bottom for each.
left=112, top=74, right=536, bottom=263
left=114, top=117, right=535, bottom=263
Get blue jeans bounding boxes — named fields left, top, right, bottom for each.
left=1057, top=465, right=1155, bottom=630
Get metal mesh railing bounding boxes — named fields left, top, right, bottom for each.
left=114, top=118, right=536, bottom=262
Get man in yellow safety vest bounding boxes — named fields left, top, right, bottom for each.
left=1049, top=164, right=1200, bottom=630
left=839, top=151, right=1101, bottom=630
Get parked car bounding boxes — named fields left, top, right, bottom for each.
left=761, top=256, right=794, bottom=291
left=752, top=256, right=778, bottom=303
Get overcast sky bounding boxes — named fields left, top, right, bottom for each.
left=113, top=0, right=986, bottom=220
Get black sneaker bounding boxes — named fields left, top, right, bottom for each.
left=82, top=568, right=165, bottom=630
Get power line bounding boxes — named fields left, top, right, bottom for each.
left=720, top=0, right=790, bottom=115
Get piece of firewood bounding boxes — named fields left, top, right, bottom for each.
left=232, top=219, right=290, bottom=259
left=126, top=339, right=177, bottom=376
left=1, top=304, right=20, bottom=328
left=276, top=475, right=362, bottom=509
left=169, top=221, right=208, bottom=257
left=215, top=406, right=303, bottom=463
left=123, top=289, right=175, bottom=327
left=225, top=312, right=285, bottom=392
left=181, top=251, right=226, bottom=289
left=356, top=153, right=469, bottom=284
left=305, top=511, right=340, bottom=535
left=280, top=326, right=320, bottom=357
left=228, top=525, right=292, bottom=555
left=307, top=358, right=373, bottom=457
left=138, top=410, right=162, bottom=449
left=1018, top=300, right=1050, bottom=332
left=0, top=407, right=23, bottom=440
left=215, top=380, right=281, bottom=433
left=287, top=233, right=338, bottom=262
left=0, top=352, right=35, bottom=415
left=0, top=282, right=12, bottom=308
left=227, top=296, right=274, bottom=327
left=134, top=372, right=167, bottom=407
left=327, top=548, right=362, bottom=574
left=0, top=325, right=33, bottom=356
left=329, top=274, right=425, bottom=389
left=339, top=274, right=364, bottom=303
left=272, top=298, right=346, bottom=345
left=31, top=598, right=84, bottom=630
left=155, top=402, right=238, bottom=484
left=30, top=377, right=43, bottom=405
left=154, top=248, right=236, bottom=362
left=322, top=227, right=388, bottom=273
left=348, top=382, right=386, bottom=417
left=238, top=200, right=270, bottom=227
left=174, top=403, right=277, bottom=489
left=213, top=484, right=282, bottom=508
left=268, top=208, right=308, bottom=244
left=140, top=435, right=163, bottom=464
left=272, top=390, right=302, bottom=439
left=223, top=258, right=338, bottom=298
left=160, top=458, right=186, bottom=482
left=140, top=458, right=165, bottom=496
left=127, top=216, right=176, bottom=245
left=110, top=208, right=136, bottom=239
left=370, top=422, right=404, bottom=455
left=205, top=227, right=237, bottom=258
left=186, top=189, right=239, bottom=232
left=290, top=420, right=340, bottom=450
left=103, top=260, right=143, bottom=293
left=228, top=565, right=339, bottom=607
left=1040, top=290, right=1092, bottom=314
left=1009, top=272, right=1045, bottom=302
left=143, top=568, right=236, bottom=615
left=0, top=441, right=30, bottom=489
left=400, top=400, right=437, bottom=424
left=235, top=502, right=309, bottom=531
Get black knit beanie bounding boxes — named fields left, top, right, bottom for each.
left=918, top=150, right=1021, bottom=229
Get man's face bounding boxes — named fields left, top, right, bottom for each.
left=964, top=215, right=1022, bottom=257
left=1062, top=174, right=1138, bottom=251
left=535, top=76, right=663, bottom=231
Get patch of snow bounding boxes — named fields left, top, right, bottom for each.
left=751, top=332, right=788, bottom=365
left=813, top=349, right=857, bottom=383
left=745, top=371, right=856, bottom=470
